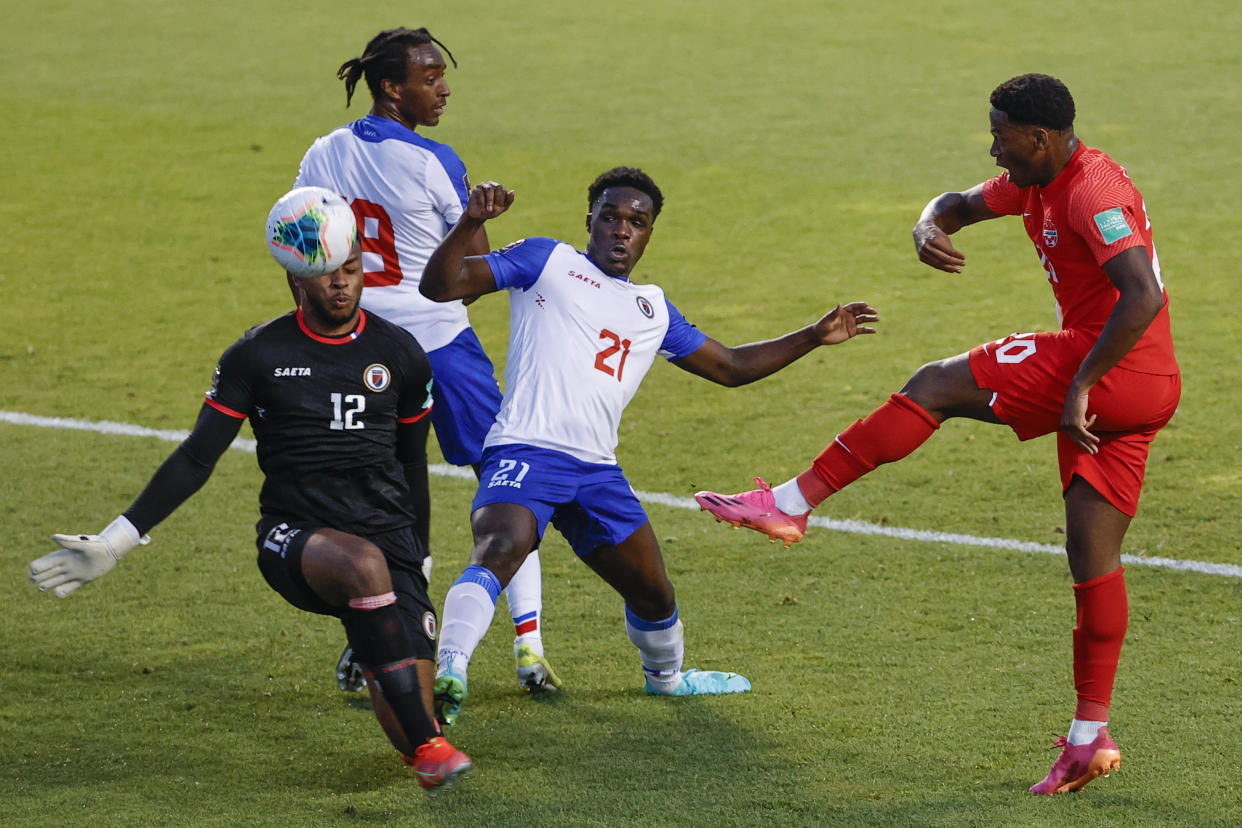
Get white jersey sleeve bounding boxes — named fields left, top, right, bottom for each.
left=481, top=238, right=706, bottom=464
left=293, top=115, right=472, bottom=352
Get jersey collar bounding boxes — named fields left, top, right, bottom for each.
left=351, top=114, right=439, bottom=151
left=1041, top=141, right=1088, bottom=197
left=296, top=307, right=367, bottom=344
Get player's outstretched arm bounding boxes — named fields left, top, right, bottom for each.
left=913, top=184, right=997, bottom=273
left=30, top=404, right=242, bottom=597
left=1060, top=246, right=1166, bottom=454
left=673, top=301, right=877, bottom=387
left=421, top=181, right=514, bottom=303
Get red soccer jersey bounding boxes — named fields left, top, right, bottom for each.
left=982, top=142, right=1177, bottom=375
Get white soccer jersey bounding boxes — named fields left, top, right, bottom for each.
left=294, top=114, right=472, bottom=352
left=481, top=238, right=707, bottom=465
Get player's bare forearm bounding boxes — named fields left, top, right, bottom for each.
left=1069, top=290, right=1163, bottom=395
left=675, top=303, right=877, bottom=387
left=421, top=216, right=487, bottom=301
left=1070, top=248, right=1165, bottom=394
left=913, top=185, right=995, bottom=273
left=422, top=182, right=512, bottom=302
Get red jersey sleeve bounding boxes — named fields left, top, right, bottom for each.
left=981, top=173, right=1024, bottom=217
left=1065, top=170, right=1148, bottom=267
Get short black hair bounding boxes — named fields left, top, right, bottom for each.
left=990, top=73, right=1075, bottom=131
left=337, top=27, right=456, bottom=107
left=587, top=166, right=664, bottom=220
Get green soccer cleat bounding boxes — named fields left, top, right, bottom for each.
left=515, top=643, right=563, bottom=692
left=433, top=667, right=468, bottom=727
left=645, top=668, right=751, bottom=696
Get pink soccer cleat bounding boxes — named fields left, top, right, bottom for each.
left=694, top=477, right=808, bottom=547
left=1028, top=727, right=1121, bottom=794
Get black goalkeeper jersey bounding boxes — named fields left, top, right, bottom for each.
left=205, top=308, right=433, bottom=536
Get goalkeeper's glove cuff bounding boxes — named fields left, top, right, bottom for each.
left=99, top=515, right=151, bottom=560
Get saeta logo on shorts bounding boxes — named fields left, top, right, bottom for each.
left=487, top=458, right=531, bottom=489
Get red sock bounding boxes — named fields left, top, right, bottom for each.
left=1072, top=567, right=1128, bottom=721
left=795, top=393, right=940, bottom=506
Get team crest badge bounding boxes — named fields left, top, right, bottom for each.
left=363, top=363, right=391, bottom=392
left=636, top=296, right=654, bottom=318
left=1042, top=219, right=1058, bottom=248
left=422, top=611, right=437, bottom=640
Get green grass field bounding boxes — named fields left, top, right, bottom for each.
left=3, top=1, right=1241, bottom=825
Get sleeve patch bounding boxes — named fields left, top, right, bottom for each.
left=1093, top=207, right=1134, bottom=244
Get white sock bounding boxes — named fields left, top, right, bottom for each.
left=506, top=549, right=544, bottom=657
left=772, top=478, right=813, bottom=516
left=1067, top=718, right=1107, bottom=746
left=436, top=565, right=501, bottom=678
left=625, top=605, right=684, bottom=692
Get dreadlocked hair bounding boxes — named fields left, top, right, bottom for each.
left=336, top=27, right=457, bottom=107
left=587, top=166, right=664, bottom=220
left=990, top=73, right=1075, bottom=131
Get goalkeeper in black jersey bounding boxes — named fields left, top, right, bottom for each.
left=29, top=188, right=471, bottom=791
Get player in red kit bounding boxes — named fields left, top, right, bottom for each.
left=694, top=74, right=1179, bottom=794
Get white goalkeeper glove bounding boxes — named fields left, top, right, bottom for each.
left=30, top=516, right=150, bottom=598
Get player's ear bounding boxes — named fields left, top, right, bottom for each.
left=585, top=213, right=592, bottom=232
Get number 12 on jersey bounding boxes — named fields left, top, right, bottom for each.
left=330, top=393, right=366, bottom=430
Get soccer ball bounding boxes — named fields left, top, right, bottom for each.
left=265, top=186, right=357, bottom=278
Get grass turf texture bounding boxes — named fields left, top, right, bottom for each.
left=3, top=0, right=1241, bottom=825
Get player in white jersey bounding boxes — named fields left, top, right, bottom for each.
left=291, top=27, right=557, bottom=694
left=420, top=167, right=878, bottom=728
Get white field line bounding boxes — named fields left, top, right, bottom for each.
left=5, top=409, right=1239, bottom=580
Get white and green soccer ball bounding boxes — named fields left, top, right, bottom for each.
left=265, top=186, right=357, bottom=278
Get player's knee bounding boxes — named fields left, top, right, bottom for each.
left=901, top=356, right=981, bottom=418
left=901, top=360, right=950, bottom=407
left=470, top=531, right=529, bottom=578
left=625, top=579, right=676, bottom=621
left=328, top=540, right=391, bottom=595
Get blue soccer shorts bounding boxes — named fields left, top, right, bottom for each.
left=472, top=443, right=650, bottom=556
left=426, top=327, right=503, bottom=467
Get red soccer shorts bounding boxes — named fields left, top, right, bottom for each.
left=968, top=330, right=1180, bottom=517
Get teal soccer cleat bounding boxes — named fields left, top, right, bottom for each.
left=645, top=668, right=751, bottom=696
left=433, top=667, right=468, bottom=726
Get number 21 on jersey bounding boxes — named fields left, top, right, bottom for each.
left=594, top=329, right=632, bottom=381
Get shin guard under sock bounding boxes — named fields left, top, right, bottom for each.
left=1072, top=567, right=1128, bottom=721
left=625, top=605, right=684, bottom=692
left=506, top=550, right=544, bottom=654
left=437, top=565, right=502, bottom=673
left=797, top=393, right=940, bottom=506
left=343, top=593, right=438, bottom=743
